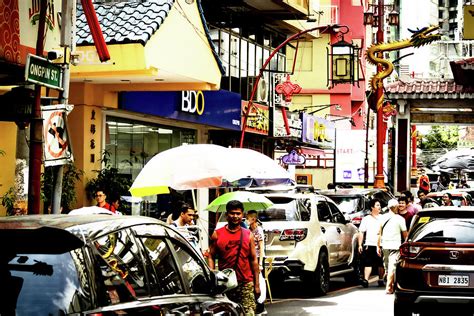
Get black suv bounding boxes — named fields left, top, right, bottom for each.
left=0, top=215, right=241, bottom=315
left=318, top=188, right=395, bottom=226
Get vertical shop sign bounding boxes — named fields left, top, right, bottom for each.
left=242, top=101, right=269, bottom=135
left=42, top=104, right=74, bottom=166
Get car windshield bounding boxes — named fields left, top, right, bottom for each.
left=258, top=196, right=311, bottom=222
left=1, top=250, right=89, bottom=315
left=411, top=218, right=474, bottom=243
left=327, top=196, right=361, bottom=214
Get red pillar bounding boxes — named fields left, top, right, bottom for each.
left=373, top=0, right=386, bottom=188
left=411, top=125, right=417, bottom=178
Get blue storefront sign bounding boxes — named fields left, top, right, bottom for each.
left=119, top=90, right=242, bottom=131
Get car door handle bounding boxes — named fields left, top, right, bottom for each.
left=170, top=305, right=190, bottom=315
left=321, top=227, right=326, bottom=233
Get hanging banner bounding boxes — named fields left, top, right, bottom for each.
left=301, top=113, right=335, bottom=149
left=42, top=104, right=74, bottom=167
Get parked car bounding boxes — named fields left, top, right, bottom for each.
left=394, top=206, right=474, bottom=315
left=426, top=189, right=473, bottom=206
left=318, top=188, right=396, bottom=226
left=0, top=215, right=242, bottom=315
left=218, top=188, right=361, bottom=296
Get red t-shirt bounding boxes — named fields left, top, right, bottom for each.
left=98, top=202, right=117, bottom=214
left=418, top=175, right=430, bottom=192
left=215, top=226, right=254, bottom=283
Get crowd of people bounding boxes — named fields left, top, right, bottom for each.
left=89, top=177, right=464, bottom=314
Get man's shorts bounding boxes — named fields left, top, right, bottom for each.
left=362, top=245, right=384, bottom=268
left=226, top=282, right=256, bottom=315
left=383, top=249, right=399, bottom=274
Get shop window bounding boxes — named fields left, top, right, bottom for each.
left=105, top=117, right=196, bottom=180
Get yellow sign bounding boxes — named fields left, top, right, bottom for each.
left=464, top=6, right=474, bottom=40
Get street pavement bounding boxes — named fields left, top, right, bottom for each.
left=265, top=277, right=394, bottom=316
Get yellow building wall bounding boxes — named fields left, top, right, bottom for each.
left=145, top=1, right=221, bottom=86
left=71, top=1, right=222, bottom=89
left=0, top=122, right=18, bottom=216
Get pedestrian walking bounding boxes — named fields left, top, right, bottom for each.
left=95, top=189, right=117, bottom=214
left=246, top=210, right=267, bottom=315
left=401, top=190, right=421, bottom=214
left=417, top=169, right=430, bottom=192
left=442, top=192, right=455, bottom=206
left=208, top=200, right=261, bottom=315
left=170, top=203, right=196, bottom=227
left=358, top=198, right=385, bottom=288
left=417, top=189, right=438, bottom=208
left=398, top=196, right=415, bottom=229
left=378, top=199, right=408, bottom=294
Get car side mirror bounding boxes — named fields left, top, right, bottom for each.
left=213, top=268, right=238, bottom=294
left=344, top=214, right=351, bottom=224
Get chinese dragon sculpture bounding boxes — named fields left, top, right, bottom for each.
left=366, top=25, right=441, bottom=116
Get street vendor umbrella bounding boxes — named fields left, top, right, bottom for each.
left=129, top=144, right=293, bottom=197
left=205, top=191, right=273, bottom=213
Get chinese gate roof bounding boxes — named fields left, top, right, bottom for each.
left=386, top=79, right=474, bottom=99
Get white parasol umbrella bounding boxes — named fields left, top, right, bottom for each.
left=129, top=144, right=293, bottom=197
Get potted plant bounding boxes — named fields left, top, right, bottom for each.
left=41, top=163, right=84, bottom=213
left=85, top=150, right=132, bottom=213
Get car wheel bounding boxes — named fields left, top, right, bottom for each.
left=394, top=300, right=412, bottom=316
left=344, top=248, right=362, bottom=284
left=305, top=251, right=329, bottom=296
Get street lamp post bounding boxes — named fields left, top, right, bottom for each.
left=374, top=0, right=386, bottom=188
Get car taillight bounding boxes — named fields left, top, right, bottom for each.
left=279, top=228, right=308, bottom=242
left=399, top=243, right=422, bottom=258
left=352, top=217, right=362, bottom=226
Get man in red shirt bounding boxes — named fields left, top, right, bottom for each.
left=95, top=189, right=117, bottom=214
left=208, top=200, right=260, bottom=314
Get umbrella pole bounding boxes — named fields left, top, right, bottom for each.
left=191, top=189, right=197, bottom=209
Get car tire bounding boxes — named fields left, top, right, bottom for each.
left=344, top=248, right=362, bottom=284
left=394, top=300, right=412, bottom=316
left=305, top=251, right=329, bottom=296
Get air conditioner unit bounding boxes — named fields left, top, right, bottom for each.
left=255, top=73, right=269, bottom=104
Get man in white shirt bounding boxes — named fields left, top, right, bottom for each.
left=378, top=199, right=408, bottom=294
left=358, top=199, right=385, bottom=287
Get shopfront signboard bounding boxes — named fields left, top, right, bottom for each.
left=273, top=107, right=302, bottom=138
left=301, top=113, right=335, bottom=149
left=120, top=90, right=242, bottom=131
left=242, top=101, right=269, bottom=135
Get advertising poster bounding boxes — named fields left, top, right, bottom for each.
left=335, top=129, right=386, bottom=184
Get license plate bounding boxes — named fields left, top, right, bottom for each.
left=438, top=274, right=469, bottom=286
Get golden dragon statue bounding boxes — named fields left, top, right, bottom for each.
left=366, top=25, right=441, bottom=114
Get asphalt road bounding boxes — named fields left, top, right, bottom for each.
left=265, top=277, right=394, bottom=316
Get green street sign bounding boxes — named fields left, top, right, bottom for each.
left=25, top=54, right=63, bottom=90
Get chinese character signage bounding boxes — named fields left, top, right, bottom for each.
left=242, top=101, right=269, bottom=135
